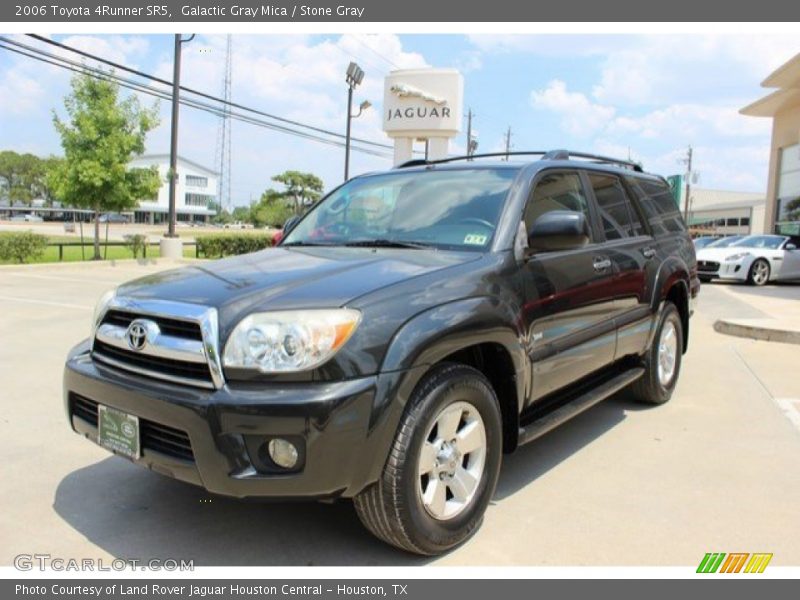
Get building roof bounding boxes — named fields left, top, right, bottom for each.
left=690, top=188, right=765, bottom=210
left=740, top=52, right=800, bottom=117
left=130, top=154, right=219, bottom=177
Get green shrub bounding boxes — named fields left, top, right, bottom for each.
left=196, top=233, right=274, bottom=258
left=123, top=234, right=148, bottom=258
left=0, top=231, right=48, bottom=264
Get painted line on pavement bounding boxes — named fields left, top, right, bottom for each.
left=0, top=295, right=91, bottom=310
left=775, top=398, right=800, bottom=433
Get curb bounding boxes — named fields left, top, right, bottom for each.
left=714, top=319, right=800, bottom=345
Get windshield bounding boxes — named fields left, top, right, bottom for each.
left=693, top=237, right=717, bottom=249
left=281, top=168, right=519, bottom=251
left=707, top=236, right=745, bottom=248
left=730, top=235, right=787, bottom=250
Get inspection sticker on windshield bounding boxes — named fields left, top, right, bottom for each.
left=464, top=234, right=488, bottom=245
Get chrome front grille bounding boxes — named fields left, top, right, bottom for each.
left=90, top=298, right=224, bottom=389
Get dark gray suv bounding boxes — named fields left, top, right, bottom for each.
left=64, top=150, right=699, bottom=555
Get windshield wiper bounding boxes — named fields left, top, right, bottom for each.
left=342, top=239, right=431, bottom=249
left=281, top=241, right=333, bottom=247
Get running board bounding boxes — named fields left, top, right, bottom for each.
left=517, top=367, right=645, bottom=446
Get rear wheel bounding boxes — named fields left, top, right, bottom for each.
left=354, top=364, right=502, bottom=555
left=747, top=258, right=770, bottom=286
left=629, top=302, right=683, bottom=405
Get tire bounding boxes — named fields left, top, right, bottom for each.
left=629, top=302, right=683, bottom=405
left=354, top=363, right=503, bottom=555
left=747, top=258, right=770, bottom=286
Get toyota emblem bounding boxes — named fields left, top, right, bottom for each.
left=126, top=319, right=155, bottom=351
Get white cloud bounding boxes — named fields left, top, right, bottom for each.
left=530, top=80, right=615, bottom=137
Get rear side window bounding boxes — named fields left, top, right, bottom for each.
left=587, top=173, right=644, bottom=240
left=524, top=171, right=591, bottom=238
left=628, top=177, right=687, bottom=235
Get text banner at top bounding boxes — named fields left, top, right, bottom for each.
left=2, top=0, right=796, bottom=23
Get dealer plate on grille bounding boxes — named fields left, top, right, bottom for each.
left=98, top=404, right=140, bottom=459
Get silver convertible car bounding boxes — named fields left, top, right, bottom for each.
left=696, top=234, right=800, bottom=285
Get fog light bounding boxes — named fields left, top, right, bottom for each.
left=268, top=438, right=298, bottom=469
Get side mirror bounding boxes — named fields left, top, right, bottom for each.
left=283, top=215, right=301, bottom=233
left=786, top=243, right=797, bottom=251
left=528, top=210, right=590, bottom=252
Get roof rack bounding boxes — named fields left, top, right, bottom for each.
left=395, top=149, right=644, bottom=172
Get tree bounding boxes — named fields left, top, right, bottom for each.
left=250, top=188, right=294, bottom=228
left=0, top=150, right=43, bottom=204
left=271, top=170, right=324, bottom=216
left=49, top=73, right=161, bottom=259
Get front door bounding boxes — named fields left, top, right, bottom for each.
left=520, top=170, right=618, bottom=403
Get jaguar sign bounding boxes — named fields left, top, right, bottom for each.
left=382, top=69, right=463, bottom=164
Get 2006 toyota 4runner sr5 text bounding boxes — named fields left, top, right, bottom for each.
left=64, top=150, right=699, bottom=555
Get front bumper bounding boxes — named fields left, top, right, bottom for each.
left=64, top=342, right=410, bottom=499
left=708, top=261, right=749, bottom=281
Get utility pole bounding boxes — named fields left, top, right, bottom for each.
left=466, top=108, right=473, bottom=159
left=503, top=126, right=512, bottom=161
left=166, top=33, right=194, bottom=239
left=683, top=145, right=693, bottom=222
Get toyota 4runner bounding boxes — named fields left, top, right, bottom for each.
left=64, top=150, right=699, bottom=555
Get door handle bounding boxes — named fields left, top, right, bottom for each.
left=593, top=257, right=612, bottom=271
left=642, top=247, right=656, bottom=259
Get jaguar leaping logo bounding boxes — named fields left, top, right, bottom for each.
left=126, top=319, right=157, bottom=351
left=389, top=83, right=448, bottom=106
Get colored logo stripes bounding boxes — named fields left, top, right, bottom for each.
left=697, top=552, right=773, bottom=573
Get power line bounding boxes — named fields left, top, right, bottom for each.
left=21, top=34, right=394, bottom=151
left=0, top=39, right=394, bottom=159
left=351, top=35, right=399, bottom=70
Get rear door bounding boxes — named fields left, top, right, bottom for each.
left=585, top=170, right=656, bottom=358
left=520, top=170, right=618, bottom=402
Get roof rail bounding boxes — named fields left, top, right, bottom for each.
left=394, top=150, right=643, bottom=172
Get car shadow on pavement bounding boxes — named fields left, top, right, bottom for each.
left=53, top=458, right=430, bottom=566
left=494, top=393, right=640, bottom=500
left=53, top=392, right=645, bottom=565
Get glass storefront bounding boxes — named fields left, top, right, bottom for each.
left=775, top=142, right=800, bottom=234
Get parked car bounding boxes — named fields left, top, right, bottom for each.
left=98, top=213, right=130, bottom=224
left=64, top=150, right=698, bottom=555
left=692, top=236, right=718, bottom=250
left=10, top=213, right=43, bottom=222
left=696, top=234, right=800, bottom=285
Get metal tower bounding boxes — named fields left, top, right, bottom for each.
left=214, top=35, right=233, bottom=211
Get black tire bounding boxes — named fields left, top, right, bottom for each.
left=629, top=302, right=683, bottom=405
left=747, top=258, right=770, bottom=286
left=354, top=363, right=502, bottom=555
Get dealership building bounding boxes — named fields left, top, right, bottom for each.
left=684, top=188, right=765, bottom=237
left=127, top=154, right=218, bottom=224
left=741, top=52, right=800, bottom=235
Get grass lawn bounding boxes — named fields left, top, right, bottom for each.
left=0, top=239, right=199, bottom=265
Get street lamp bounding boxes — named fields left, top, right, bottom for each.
left=166, top=33, right=194, bottom=240
left=344, top=62, right=365, bottom=181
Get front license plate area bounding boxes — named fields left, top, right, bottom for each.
left=97, top=404, right=140, bottom=459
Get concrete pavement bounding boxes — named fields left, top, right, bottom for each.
left=0, top=259, right=798, bottom=566
left=710, top=281, right=800, bottom=344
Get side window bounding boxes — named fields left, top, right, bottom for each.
left=524, top=171, right=591, bottom=238
left=587, top=173, right=643, bottom=240
left=627, top=176, right=687, bottom=235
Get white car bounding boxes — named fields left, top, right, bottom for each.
left=696, top=234, right=800, bottom=286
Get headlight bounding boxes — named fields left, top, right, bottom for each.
left=90, top=288, right=116, bottom=339
left=223, top=309, right=361, bottom=373
left=725, top=252, right=752, bottom=262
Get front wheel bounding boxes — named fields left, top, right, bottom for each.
left=747, top=258, right=770, bottom=286
left=354, top=364, right=502, bottom=555
left=629, top=302, right=684, bottom=405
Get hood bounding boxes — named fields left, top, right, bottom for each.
left=116, top=246, right=480, bottom=318
left=696, top=247, right=748, bottom=261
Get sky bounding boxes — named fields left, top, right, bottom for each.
left=0, top=33, right=798, bottom=207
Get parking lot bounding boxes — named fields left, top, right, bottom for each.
left=1, top=259, right=798, bottom=566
